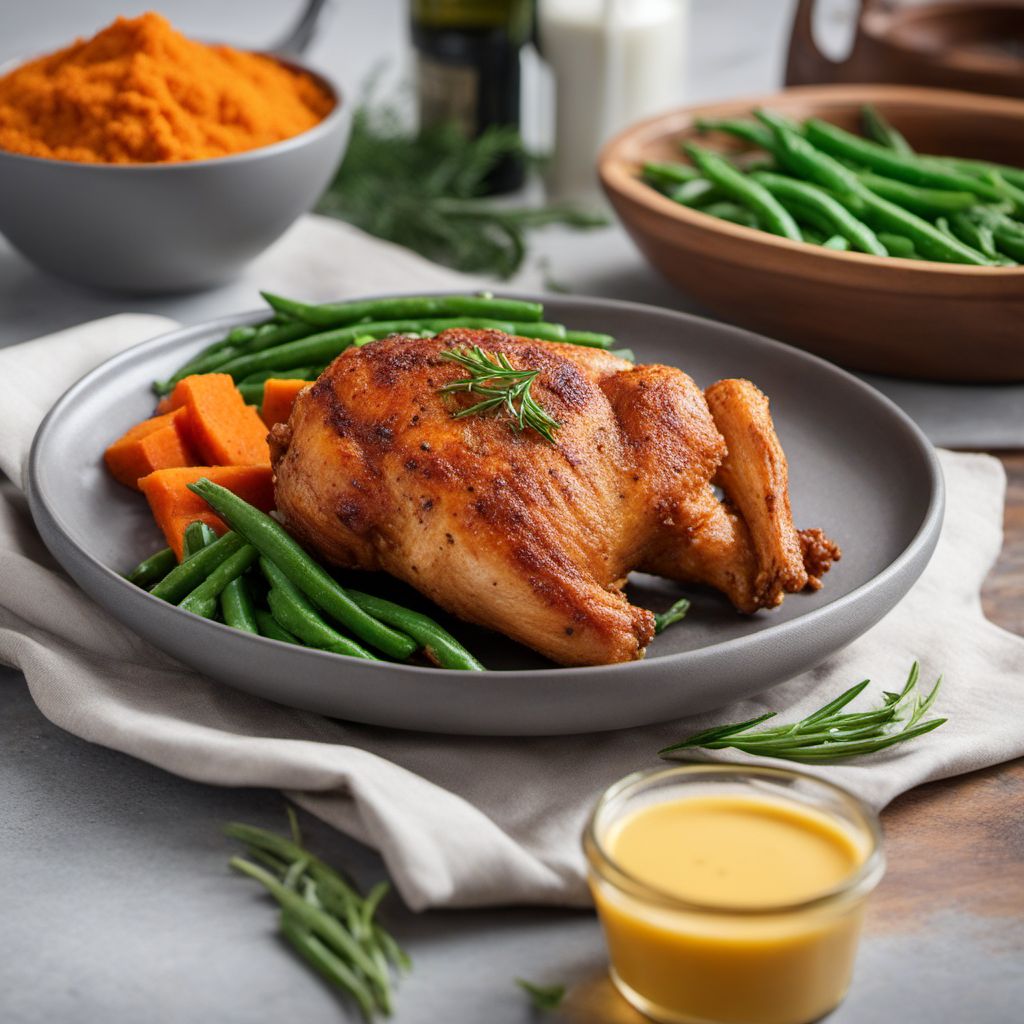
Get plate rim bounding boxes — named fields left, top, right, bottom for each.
left=26, top=291, right=945, bottom=682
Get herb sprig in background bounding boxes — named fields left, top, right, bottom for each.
left=317, top=91, right=606, bottom=278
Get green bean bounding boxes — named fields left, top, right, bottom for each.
left=153, top=322, right=270, bottom=391
left=803, top=119, right=1006, bottom=202
left=279, top=915, right=378, bottom=1020
left=154, top=344, right=247, bottom=394
left=610, top=347, right=636, bottom=362
left=345, top=589, right=483, bottom=671
left=684, top=143, right=801, bottom=240
left=670, top=178, right=721, bottom=207
left=262, top=559, right=378, bottom=661
left=750, top=171, right=886, bottom=255
left=262, top=292, right=544, bottom=327
left=187, top=479, right=416, bottom=660
left=659, top=178, right=716, bottom=207
left=756, top=113, right=991, bottom=265
left=154, top=321, right=315, bottom=394
left=149, top=531, right=246, bottom=603
left=642, top=161, right=701, bottom=189
left=822, top=234, right=850, bottom=251
left=226, top=325, right=260, bottom=345
left=266, top=589, right=376, bottom=660
left=505, top=321, right=567, bottom=341
left=182, top=520, right=216, bottom=559
left=928, top=155, right=1024, bottom=192
left=213, top=318, right=519, bottom=381
left=741, top=158, right=777, bottom=175
left=221, top=571, right=259, bottom=634
left=562, top=329, right=616, bottom=349
left=860, top=105, right=913, bottom=156
left=698, top=201, right=760, bottom=229
left=777, top=196, right=835, bottom=236
left=856, top=172, right=979, bottom=217
left=694, top=118, right=776, bottom=151
left=853, top=191, right=992, bottom=264
left=754, top=110, right=858, bottom=196
left=981, top=171, right=1024, bottom=214
left=254, top=608, right=301, bottom=644
left=939, top=218, right=1011, bottom=265
left=125, top=546, right=177, bottom=588
left=238, top=365, right=324, bottom=386
left=877, top=233, right=918, bottom=259
left=991, top=219, right=1024, bottom=262
left=236, top=382, right=264, bottom=406
left=179, top=544, right=259, bottom=617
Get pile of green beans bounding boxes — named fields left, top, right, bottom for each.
left=154, top=292, right=623, bottom=396
left=641, top=105, right=1024, bottom=266
left=124, top=480, right=485, bottom=671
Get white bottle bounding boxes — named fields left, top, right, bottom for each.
left=538, top=0, right=689, bottom=201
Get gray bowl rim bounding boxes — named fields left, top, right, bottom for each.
left=0, top=51, right=346, bottom=172
left=27, top=291, right=944, bottom=681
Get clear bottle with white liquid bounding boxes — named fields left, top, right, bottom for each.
left=538, top=0, right=689, bottom=201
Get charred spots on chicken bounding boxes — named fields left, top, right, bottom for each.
left=369, top=339, right=427, bottom=389
left=336, top=498, right=369, bottom=534
left=538, top=357, right=590, bottom=414
left=311, top=376, right=353, bottom=436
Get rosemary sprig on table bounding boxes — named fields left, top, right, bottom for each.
left=660, top=662, right=946, bottom=763
left=440, top=346, right=562, bottom=443
left=227, top=808, right=409, bottom=1020
left=316, top=91, right=606, bottom=278
left=517, top=978, right=567, bottom=1012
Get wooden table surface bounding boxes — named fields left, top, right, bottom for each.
left=879, top=452, right=1024, bottom=926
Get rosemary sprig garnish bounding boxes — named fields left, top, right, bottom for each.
left=227, top=808, right=410, bottom=1020
left=439, top=346, right=562, bottom=443
left=654, top=597, right=691, bottom=634
left=660, top=662, right=946, bottom=763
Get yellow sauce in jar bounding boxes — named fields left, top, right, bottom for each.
left=590, top=793, right=872, bottom=1024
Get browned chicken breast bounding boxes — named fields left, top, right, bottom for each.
left=270, top=329, right=839, bottom=667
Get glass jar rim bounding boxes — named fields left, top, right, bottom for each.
left=583, top=763, right=886, bottom=917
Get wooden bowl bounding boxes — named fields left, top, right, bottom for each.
left=787, top=0, right=1024, bottom=100
left=598, top=85, right=1024, bottom=382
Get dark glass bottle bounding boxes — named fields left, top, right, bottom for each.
left=410, top=0, right=532, bottom=193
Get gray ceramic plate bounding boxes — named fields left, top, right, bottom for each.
left=26, top=294, right=943, bottom=735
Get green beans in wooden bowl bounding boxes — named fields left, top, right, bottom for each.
left=599, top=85, right=1024, bottom=382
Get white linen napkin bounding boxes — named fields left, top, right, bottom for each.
left=2, top=303, right=1022, bottom=911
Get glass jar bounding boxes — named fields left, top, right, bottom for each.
left=584, top=764, right=885, bottom=1024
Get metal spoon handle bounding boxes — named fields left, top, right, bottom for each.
left=271, top=0, right=331, bottom=58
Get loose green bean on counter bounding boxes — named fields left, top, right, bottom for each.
left=642, top=104, right=1024, bottom=266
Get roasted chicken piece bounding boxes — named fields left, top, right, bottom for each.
left=270, top=330, right=839, bottom=666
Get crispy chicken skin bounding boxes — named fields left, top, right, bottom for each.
left=270, top=329, right=839, bottom=666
